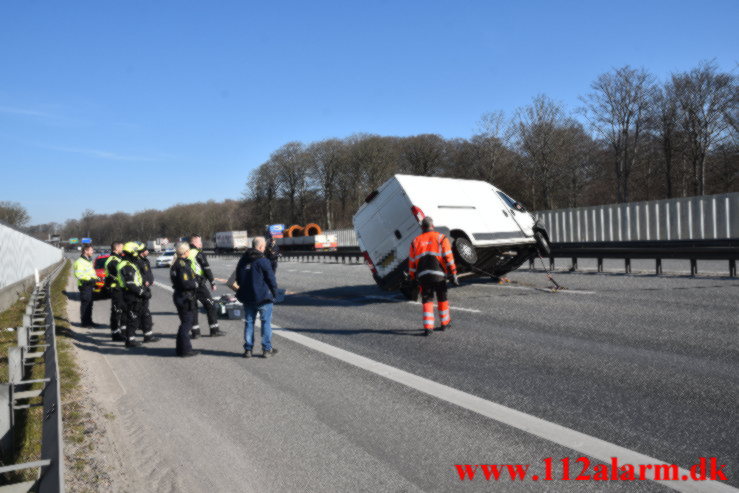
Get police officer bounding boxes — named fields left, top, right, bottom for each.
left=170, top=241, right=200, bottom=357
left=116, top=242, right=149, bottom=348
left=265, top=236, right=280, bottom=274
left=408, top=217, right=459, bottom=336
left=104, top=241, right=126, bottom=341
left=188, top=234, right=224, bottom=338
left=73, top=244, right=98, bottom=327
left=135, top=243, right=161, bottom=342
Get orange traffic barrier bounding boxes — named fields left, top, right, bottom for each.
left=303, top=223, right=322, bottom=236
left=285, top=225, right=304, bottom=238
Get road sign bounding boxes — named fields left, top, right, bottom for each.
left=69, top=238, right=79, bottom=244
left=268, top=224, right=285, bottom=239
left=81, top=238, right=92, bottom=244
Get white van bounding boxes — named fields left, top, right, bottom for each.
left=352, top=174, right=550, bottom=291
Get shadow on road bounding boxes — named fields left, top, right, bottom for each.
left=69, top=329, right=243, bottom=358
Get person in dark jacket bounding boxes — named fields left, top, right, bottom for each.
left=188, top=234, right=224, bottom=338
left=170, top=242, right=200, bottom=357
left=104, top=241, right=126, bottom=341
left=230, top=237, right=278, bottom=358
left=135, top=243, right=160, bottom=342
left=265, top=237, right=280, bottom=274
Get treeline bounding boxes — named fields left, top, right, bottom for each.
left=32, top=61, right=739, bottom=245
left=247, top=62, right=737, bottom=229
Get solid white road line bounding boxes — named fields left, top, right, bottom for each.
left=272, top=329, right=736, bottom=493
left=362, top=295, right=483, bottom=313
left=154, top=281, right=173, bottom=292
left=153, top=280, right=734, bottom=492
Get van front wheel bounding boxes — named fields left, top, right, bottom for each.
left=453, top=237, right=477, bottom=267
left=534, top=231, right=551, bottom=257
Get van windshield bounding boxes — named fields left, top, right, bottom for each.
left=497, top=191, right=524, bottom=211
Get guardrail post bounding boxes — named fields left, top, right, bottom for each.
left=730, top=259, right=736, bottom=277
left=0, top=383, right=12, bottom=459
left=625, top=258, right=631, bottom=274
left=8, top=347, right=23, bottom=384
left=571, top=257, right=577, bottom=272
left=690, top=259, right=697, bottom=276
left=17, top=326, right=28, bottom=347
left=655, top=258, right=662, bottom=275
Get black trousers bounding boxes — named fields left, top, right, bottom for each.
left=79, top=283, right=94, bottom=326
left=109, top=287, right=125, bottom=333
left=420, top=280, right=448, bottom=303
left=194, top=282, right=218, bottom=330
left=123, top=294, right=145, bottom=343
left=140, top=288, right=153, bottom=335
left=174, top=292, right=196, bottom=355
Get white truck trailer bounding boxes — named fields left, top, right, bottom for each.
left=214, top=230, right=249, bottom=253
left=352, top=174, right=550, bottom=291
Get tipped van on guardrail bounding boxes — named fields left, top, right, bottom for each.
left=352, top=174, right=551, bottom=292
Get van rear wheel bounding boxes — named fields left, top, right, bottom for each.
left=453, top=237, right=477, bottom=267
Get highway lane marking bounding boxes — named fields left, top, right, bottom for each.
left=103, top=354, right=127, bottom=395
left=272, top=328, right=735, bottom=493
left=152, top=280, right=732, bottom=492
left=478, top=284, right=597, bottom=295
left=362, top=295, right=482, bottom=313
left=154, top=281, right=174, bottom=292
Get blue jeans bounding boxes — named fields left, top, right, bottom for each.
left=243, top=302, right=273, bottom=351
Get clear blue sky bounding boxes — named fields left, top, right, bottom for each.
left=1, top=0, right=736, bottom=225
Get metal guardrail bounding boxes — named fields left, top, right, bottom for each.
left=0, top=261, right=65, bottom=492
left=208, top=239, right=739, bottom=277
left=538, top=239, right=738, bottom=276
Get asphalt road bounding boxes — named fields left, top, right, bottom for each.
left=72, top=253, right=738, bottom=492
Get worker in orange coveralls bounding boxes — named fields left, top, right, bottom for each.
left=408, top=216, right=459, bottom=336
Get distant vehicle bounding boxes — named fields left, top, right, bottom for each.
left=214, top=231, right=248, bottom=253
left=93, top=254, right=110, bottom=298
left=146, top=238, right=169, bottom=253
left=352, top=174, right=551, bottom=292
left=156, top=250, right=176, bottom=268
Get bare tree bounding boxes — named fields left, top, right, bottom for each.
left=307, top=139, right=345, bottom=229
left=582, top=66, right=655, bottom=202
left=0, top=201, right=30, bottom=228
left=400, top=134, right=447, bottom=176
left=513, top=95, right=579, bottom=209
left=272, top=142, right=308, bottom=224
left=650, top=82, right=682, bottom=198
left=246, top=161, right=279, bottom=226
left=671, top=61, right=737, bottom=195
left=474, top=111, right=512, bottom=182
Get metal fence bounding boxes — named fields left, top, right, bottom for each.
left=324, top=229, right=359, bottom=248
left=536, top=192, right=739, bottom=243
left=0, top=261, right=65, bottom=492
